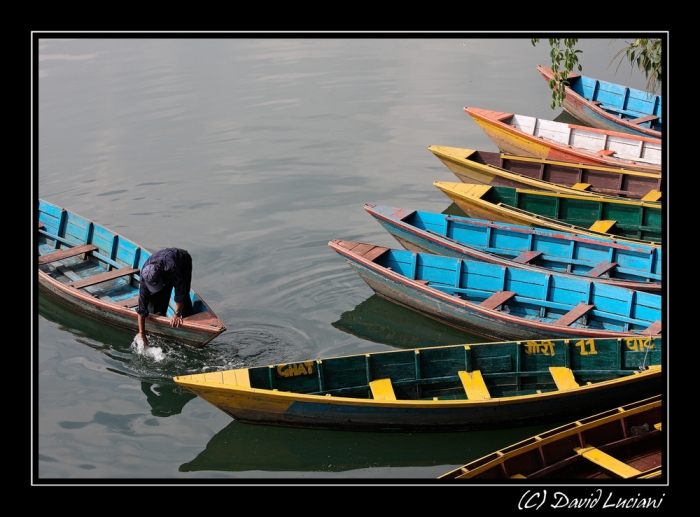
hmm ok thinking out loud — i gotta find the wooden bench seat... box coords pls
[67,267,139,289]
[458,370,491,400]
[574,446,642,478]
[629,114,659,126]
[645,320,662,335]
[369,378,397,401]
[38,244,98,265]
[480,290,516,310]
[641,190,662,202]
[589,220,616,233]
[554,303,594,327]
[512,251,543,264]
[584,260,618,278]
[549,366,580,391]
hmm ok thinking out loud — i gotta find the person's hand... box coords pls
[170,314,183,328]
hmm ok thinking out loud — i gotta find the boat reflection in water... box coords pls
[332,294,485,350]
[38,291,197,417]
[180,417,556,474]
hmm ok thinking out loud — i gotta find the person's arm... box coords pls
[170,302,184,328]
[136,283,150,347]
[137,314,149,347]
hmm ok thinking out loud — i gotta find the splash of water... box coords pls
[131,334,166,362]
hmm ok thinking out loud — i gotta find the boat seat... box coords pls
[480,290,515,310]
[114,295,140,308]
[38,244,98,265]
[458,370,491,400]
[574,446,642,478]
[512,250,542,264]
[369,378,397,401]
[629,114,659,125]
[641,190,662,202]
[645,320,662,335]
[554,303,594,327]
[571,182,592,191]
[590,100,603,106]
[584,261,618,278]
[549,366,580,391]
[67,267,139,289]
[589,220,616,233]
[596,149,615,157]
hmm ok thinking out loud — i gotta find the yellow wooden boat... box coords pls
[428,145,662,201]
[439,394,662,480]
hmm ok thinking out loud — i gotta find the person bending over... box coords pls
[137,247,193,347]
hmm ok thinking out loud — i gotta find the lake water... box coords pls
[34,36,662,484]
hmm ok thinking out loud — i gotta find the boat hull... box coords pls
[180,373,661,432]
[329,240,661,341]
[537,65,662,139]
[465,107,661,174]
[439,394,663,477]
[37,199,226,348]
[428,145,662,201]
[365,204,662,292]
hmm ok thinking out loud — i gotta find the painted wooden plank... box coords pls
[585,261,618,278]
[549,366,580,391]
[363,246,390,262]
[645,320,662,335]
[67,267,139,289]
[458,370,491,400]
[553,303,595,327]
[38,244,98,265]
[575,446,642,478]
[589,220,617,233]
[629,114,659,125]
[596,149,615,157]
[114,295,140,308]
[512,250,543,264]
[369,378,397,401]
[571,182,592,191]
[480,290,516,310]
[641,190,662,202]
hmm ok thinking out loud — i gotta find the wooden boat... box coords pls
[328,239,661,341]
[537,65,662,139]
[173,337,662,432]
[37,199,226,348]
[433,182,662,246]
[428,145,662,201]
[439,394,662,479]
[365,204,662,293]
[464,106,661,174]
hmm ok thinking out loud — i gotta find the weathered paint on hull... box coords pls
[338,253,655,341]
[179,371,662,432]
[537,65,661,139]
[433,182,662,247]
[371,214,662,293]
[428,145,662,200]
[466,108,661,174]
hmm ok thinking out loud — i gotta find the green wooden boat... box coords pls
[174,336,662,433]
[433,182,662,245]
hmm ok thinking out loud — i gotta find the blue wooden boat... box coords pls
[329,239,661,341]
[173,337,662,432]
[365,204,662,293]
[537,65,662,139]
[38,199,226,348]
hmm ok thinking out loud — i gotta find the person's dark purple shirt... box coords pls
[137,248,190,317]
